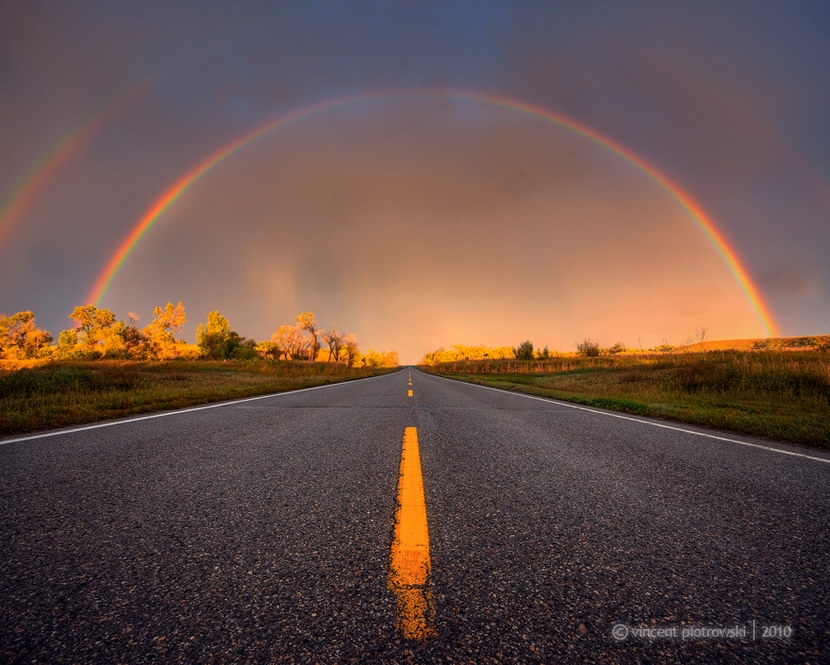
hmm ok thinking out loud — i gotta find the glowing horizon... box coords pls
[86,88,778,338]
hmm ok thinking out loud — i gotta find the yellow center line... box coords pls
[407,389,413,397]
[389,426,436,639]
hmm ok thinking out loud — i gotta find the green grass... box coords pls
[0,360,396,437]
[422,350,830,448]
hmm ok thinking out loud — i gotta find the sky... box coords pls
[1,1,828,364]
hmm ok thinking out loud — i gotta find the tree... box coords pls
[271,324,305,360]
[576,338,601,357]
[343,334,360,368]
[229,336,258,360]
[268,313,322,361]
[123,312,149,359]
[360,349,400,368]
[71,305,114,340]
[0,311,52,359]
[419,345,515,365]
[295,312,320,361]
[321,328,346,362]
[69,305,125,356]
[196,311,233,359]
[514,340,534,360]
[143,302,186,359]
[57,329,78,350]
[256,340,282,359]
[266,313,357,363]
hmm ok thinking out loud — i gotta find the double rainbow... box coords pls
[0,82,150,249]
[86,89,778,337]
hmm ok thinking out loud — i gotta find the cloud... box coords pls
[93,102,767,361]
[3,1,828,356]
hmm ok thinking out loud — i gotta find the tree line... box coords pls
[419,339,631,364]
[0,305,398,367]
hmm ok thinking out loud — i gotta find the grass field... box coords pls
[0,360,395,437]
[421,350,830,448]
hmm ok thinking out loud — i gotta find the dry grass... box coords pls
[678,335,830,352]
[422,350,830,448]
[0,359,395,437]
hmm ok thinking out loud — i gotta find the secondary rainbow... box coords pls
[88,89,778,337]
[0,82,150,250]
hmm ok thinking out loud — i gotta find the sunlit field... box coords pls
[0,360,395,437]
[422,347,830,448]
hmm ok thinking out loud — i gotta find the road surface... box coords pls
[2,369,828,663]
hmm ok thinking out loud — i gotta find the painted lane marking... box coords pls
[389,426,436,639]
[0,371,402,446]
[408,389,414,397]
[427,373,830,465]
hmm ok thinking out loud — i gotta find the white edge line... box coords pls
[420,370,830,465]
[0,371,399,446]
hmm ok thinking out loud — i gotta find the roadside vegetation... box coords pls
[420,338,830,448]
[0,305,398,367]
[0,304,401,436]
[0,359,395,437]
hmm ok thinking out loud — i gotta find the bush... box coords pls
[231,339,259,360]
[576,338,600,357]
[513,340,534,360]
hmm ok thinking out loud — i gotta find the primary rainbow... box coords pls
[88,89,778,337]
[0,82,150,250]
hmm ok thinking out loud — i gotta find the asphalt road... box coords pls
[1,368,828,664]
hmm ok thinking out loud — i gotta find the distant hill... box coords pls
[678,335,830,352]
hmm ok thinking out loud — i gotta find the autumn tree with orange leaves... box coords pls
[143,302,186,359]
[0,311,52,359]
[0,304,399,367]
